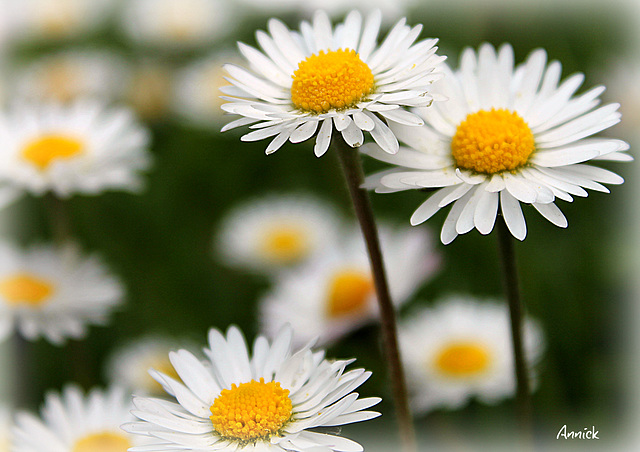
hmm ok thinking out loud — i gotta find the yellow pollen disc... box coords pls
[260,226,310,264]
[21,134,85,170]
[0,273,54,307]
[326,269,374,318]
[434,342,491,377]
[72,431,132,452]
[210,378,293,442]
[291,49,374,113]
[451,109,535,174]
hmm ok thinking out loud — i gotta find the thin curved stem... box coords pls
[333,137,417,452]
[496,216,534,448]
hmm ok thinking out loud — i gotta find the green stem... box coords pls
[333,137,417,452]
[496,216,534,447]
[12,332,32,408]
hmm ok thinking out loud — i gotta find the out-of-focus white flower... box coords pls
[259,225,440,346]
[11,49,130,104]
[12,385,149,451]
[7,0,115,42]
[0,100,151,208]
[0,405,11,452]
[119,0,233,49]
[105,335,197,395]
[399,296,544,414]
[0,242,124,345]
[125,60,175,121]
[216,194,343,274]
[172,51,241,129]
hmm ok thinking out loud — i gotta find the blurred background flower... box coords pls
[0,0,636,450]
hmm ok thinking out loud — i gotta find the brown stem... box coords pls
[333,137,417,452]
[496,216,534,448]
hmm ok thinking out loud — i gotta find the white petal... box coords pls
[367,112,399,154]
[500,190,527,241]
[290,120,319,143]
[314,119,333,157]
[474,190,499,235]
[532,202,568,228]
[341,121,364,147]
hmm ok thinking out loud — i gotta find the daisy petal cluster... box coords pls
[222,10,444,156]
[363,43,631,243]
[400,296,544,413]
[0,100,151,208]
[12,385,146,452]
[216,194,342,273]
[259,226,439,346]
[0,242,124,345]
[122,325,381,451]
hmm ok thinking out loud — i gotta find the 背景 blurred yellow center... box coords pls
[434,342,491,377]
[210,378,292,442]
[22,134,84,170]
[261,226,310,264]
[451,109,535,174]
[291,49,374,113]
[72,431,132,452]
[326,269,374,318]
[0,273,54,307]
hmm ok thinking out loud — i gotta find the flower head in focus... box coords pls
[364,43,631,243]
[259,225,439,346]
[0,242,124,345]
[399,296,544,414]
[0,100,151,208]
[222,10,444,156]
[122,325,381,451]
[12,385,146,452]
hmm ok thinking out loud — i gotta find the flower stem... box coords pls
[44,192,72,245]
[12,332,32,408]
[496,216,534,447]
[333,137,416,452]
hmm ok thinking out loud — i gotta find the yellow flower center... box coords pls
[260,226,310,264]
[451,109,535,174]
[434,342,491,378]
[72,431,132,452]
[326,269,374,318]
[21,134,85,170]
[291,49,374,113]
[0,273,54,307]
[210,378,292,443]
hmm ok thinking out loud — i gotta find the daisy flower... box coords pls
[11,49,130,104]
[0,242,124,345]
[105,335,197,395]
[0,100,151,208]
[12,385,147,452]
[216,194,342,274]
[399,296,544,414]
[259,225,439,346]
[222,10,444,156]
[119,0,233,49]
[122,325,381,451]
[8,0,115,42]
[363,43,631,243]
[172,51,241,129]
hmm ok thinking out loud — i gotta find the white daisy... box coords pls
[125,59,175,121]
[119,0,233,49]
[0,100,151,208]
[216,194,343,274]
[8,0,115,42]
[105,335,197,396]
[259,225,440,346]
[222,9,444,156]
[0,242,124,345]
[172,51,242,129]
[12,385,147,452]
[122,325,381,451]
[399,295,544,414]
[363,43,631,244]
[11,49,130,104]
